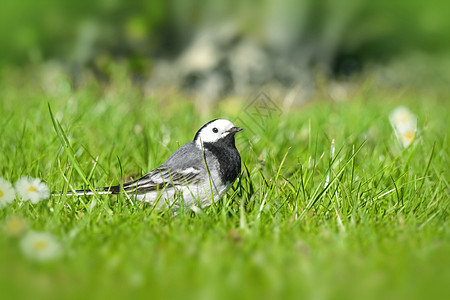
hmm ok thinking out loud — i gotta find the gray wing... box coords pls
[161,141,206,170]
[120,142,207,194]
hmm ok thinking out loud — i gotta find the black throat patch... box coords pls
[203,135,241,183]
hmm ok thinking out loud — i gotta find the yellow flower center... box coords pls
[0,189,3,197]
[34,240,49,250]
[403,132,415,141]
[28,185,36,193]
[5,217,26,236]
[10,220,21,230]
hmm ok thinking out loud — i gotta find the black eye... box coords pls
[212,127,218,133]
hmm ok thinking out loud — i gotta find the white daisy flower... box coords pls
[20,231,62,262]
[0,178,15,208]
[389,106,417,148]
[15,177,50,204]
[3,216,27,237]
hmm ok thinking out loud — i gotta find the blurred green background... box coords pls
[1,0,449,102]
[2,0,450,62]
[1,1,450,299]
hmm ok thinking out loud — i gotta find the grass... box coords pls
[0,69,449,300]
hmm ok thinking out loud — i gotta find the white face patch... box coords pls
[195,119,235,146]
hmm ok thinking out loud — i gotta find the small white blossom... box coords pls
[330,139,335,160]
[3,216,27,237]
[20,231,62,262]
[0,178,15,208]
[389,106,417,148]
[15,177,50,204]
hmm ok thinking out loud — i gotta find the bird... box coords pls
[63,119,243,208]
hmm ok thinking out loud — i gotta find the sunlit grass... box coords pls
[0,73,449,299]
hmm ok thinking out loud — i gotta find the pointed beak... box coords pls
[229,126,244,134]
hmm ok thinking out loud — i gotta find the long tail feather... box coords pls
[53,185,121,196]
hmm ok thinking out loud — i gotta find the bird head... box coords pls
[194,119,243,146]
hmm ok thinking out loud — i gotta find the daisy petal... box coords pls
[0,178,15,209]
[20,231,62,262]
[389,106,418,148]
[15,177,50,204]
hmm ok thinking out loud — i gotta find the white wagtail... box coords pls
[64,119,243,208]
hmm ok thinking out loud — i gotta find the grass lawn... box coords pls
[0,69,449,299]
